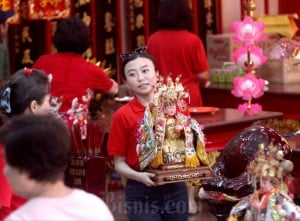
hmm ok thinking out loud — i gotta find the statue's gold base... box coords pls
[147,166,212,185]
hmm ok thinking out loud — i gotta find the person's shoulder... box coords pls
[71,189,112,211]
[111,98,143,122]
[71,189,114,220]
[34,53,53,62]
[4,200,36,221]
[113,102,132,116]
[71,189,104,202]
[182,30,200,38]
[81,59,106,73]
[34,53,60,66]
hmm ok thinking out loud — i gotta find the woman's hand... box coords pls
[136,172,156,187]
[114,156,156,187]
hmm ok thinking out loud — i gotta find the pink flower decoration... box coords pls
[232,16,266,44]
[237,103,262,115]
[233,46,267,70]
[231,73,265,100]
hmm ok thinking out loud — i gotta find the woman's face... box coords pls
[124,57,158,99]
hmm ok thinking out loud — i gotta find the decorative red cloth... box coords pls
[147,30,209,106]
[107,97,145,171]
[26,0,71,20]
[33,52,113,112]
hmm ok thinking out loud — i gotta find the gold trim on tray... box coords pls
[147,166,212,185]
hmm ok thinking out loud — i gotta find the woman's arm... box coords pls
[114,156,156,187]
[107,79,119,95]
[197,70,210,87]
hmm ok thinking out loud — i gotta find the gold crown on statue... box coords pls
[247,142,293,186]
[153,76,189,107]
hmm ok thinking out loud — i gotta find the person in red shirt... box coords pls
[0,68,51,220]
[147,0,209,108]
[147,0,209,213]
[107,47,188,221]
[33,17,118,113]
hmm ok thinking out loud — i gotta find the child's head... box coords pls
[0,67,50,120]
[0,114,71,198]
[121,46,158,97]
[53,17,91,54]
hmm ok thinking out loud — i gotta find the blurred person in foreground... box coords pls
[0,114,114,221]
[0,68,51,220]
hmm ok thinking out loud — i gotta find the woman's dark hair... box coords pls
[121,46,157,80]
[157,0,194,31]
[0,68,50,120]
[0,114,71,182]
[53,17,91,54]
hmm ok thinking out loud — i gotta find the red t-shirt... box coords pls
[0,147,11,208]
[107,97,145,171]
[33,53,113,112]
[0,147,26,221]
[147,30,209,106]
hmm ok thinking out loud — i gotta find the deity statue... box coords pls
[137,76,209,171]
[227,143,300,221]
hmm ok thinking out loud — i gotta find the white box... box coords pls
[206,33,282,69]
[256,58,300,84]
[206,33,241,69]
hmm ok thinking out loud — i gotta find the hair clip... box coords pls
[23,67,32,76]
[120,46,147,60]
[0,86,12,114]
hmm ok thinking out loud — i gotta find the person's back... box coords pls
[34,52,113,112]
[147,0,209,107]
[0,114,114,221]
[148,30,207,84]
[6,189,113,221]
[33,17,118,112]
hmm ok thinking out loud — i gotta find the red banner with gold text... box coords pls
[27,0,71,20]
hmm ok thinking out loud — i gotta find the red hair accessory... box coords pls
[23,67,32,76]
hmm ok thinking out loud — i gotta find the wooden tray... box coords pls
[188,106,220,114]
[147,166,212,185]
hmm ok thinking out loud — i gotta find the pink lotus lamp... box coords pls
[231,15,266,115]
[233,46,267,71]
[231,73,264,115]
[232,16,266,45]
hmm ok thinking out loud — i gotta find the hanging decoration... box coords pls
[230,5,267,115]
[0,0,13,11]
[0,0,18,24]
[26,0,71,20]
